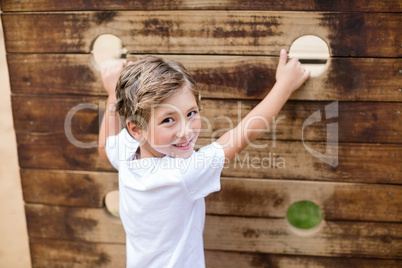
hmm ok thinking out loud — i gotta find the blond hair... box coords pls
[115,56,200,129]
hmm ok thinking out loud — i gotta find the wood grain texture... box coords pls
[204,215,402,259]
[21,169,402,223]
[207,178,402,222]
[2,12,401,57]
[25,204,402,259]
[7,54,402,101]
[21,169,117,207]
[1,0,401,12]
[205,250,402,268]
[3,2,402,265]
[30,238,126,268]
[12,94,402,143]
[26,204,125,243]
[15,133,401,184]
[28,238,402,268]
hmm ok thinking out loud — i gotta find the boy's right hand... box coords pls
[100,60,127,96]
[275,49,310,95]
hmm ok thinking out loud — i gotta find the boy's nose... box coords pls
[176,120,192,139]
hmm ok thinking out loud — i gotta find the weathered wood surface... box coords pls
[28,238,402,268]
[2,12,400,57]
[3,2,402,265]
[25,204,125,243]
[1,0,401,12]
[12,94,402,143]
[21,169,402,223]
[207,178,402,222]
[25,204,402,259]
[21,169,117,208]
[30,238,126,268]
[205,250,402,268]
[7,54,402,101]
[204,215,402,259]
[15,133,401,184]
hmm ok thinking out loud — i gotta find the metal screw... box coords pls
[389,174,394,178]
[399,88,402,92]
[29,121,34,125]
[386,211,390,215]
[400,70,402,74]
[398,111,401,114]
[20,40,24,44]
[394,132,398,136]
[391,153,395,157]
[24,59,28,63]
[388,192,392,196]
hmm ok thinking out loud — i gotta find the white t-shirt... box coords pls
[106,129,225,268]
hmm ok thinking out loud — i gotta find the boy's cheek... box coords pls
[191,118,202,132]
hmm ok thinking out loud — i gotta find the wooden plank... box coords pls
[2,11,400,57]
[12,94,101,137]
[25,204,125,243]
[15,132,107,171]
[15,134,401,184]
[7,54,402,101]
[204,215,402,259]
[21,169,118,207]
[1,0,400,12]
[205,250,402,268]
[25,204,402,259]
[21,169,402,222]
[27,237,402,268]
[207,178,402,222]
[28,238,402,268]
[12,94,402,143]
[30,238,126,268]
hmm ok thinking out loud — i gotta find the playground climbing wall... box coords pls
[1,0,401,267]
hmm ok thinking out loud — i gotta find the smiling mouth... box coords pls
[172,139,193,149]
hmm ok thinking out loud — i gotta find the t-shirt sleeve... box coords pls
[106,128,139,171]
[182,142,226,200]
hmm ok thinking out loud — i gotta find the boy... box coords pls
[98,50,309,267]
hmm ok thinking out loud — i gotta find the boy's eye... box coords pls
[162,117,174,124]
[187,111,197,117]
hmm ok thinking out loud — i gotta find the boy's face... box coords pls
[135,86,201,159]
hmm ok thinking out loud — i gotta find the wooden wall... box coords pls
[1,0,401,267]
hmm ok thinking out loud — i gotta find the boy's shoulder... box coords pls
[106,128,139,169]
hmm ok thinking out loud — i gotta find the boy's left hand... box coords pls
[275,49,310,95]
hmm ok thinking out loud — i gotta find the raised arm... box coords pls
[216,49,310,162]
[98,61,125,162]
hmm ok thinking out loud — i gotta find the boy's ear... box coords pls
[126,121,143,142]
